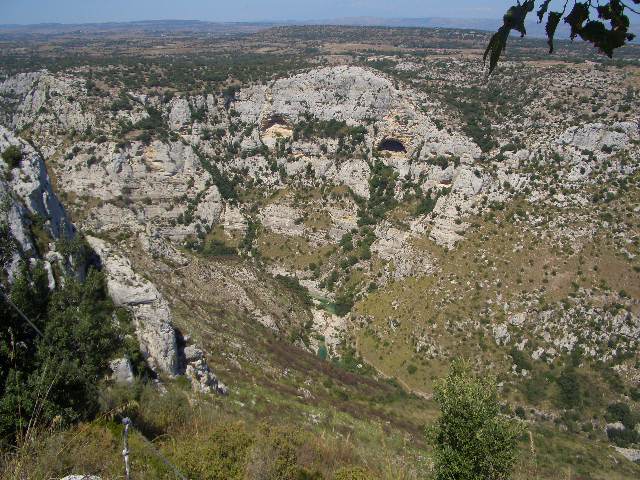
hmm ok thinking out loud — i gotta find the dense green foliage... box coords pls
[241,219,259,254]
[605,402,640,447]
[202,239,238,257]
[486,1,639,73]
[133,106,168,140]
[429,360,523,480]
[293,116,366,143]
[276,274,313,307]
[198,155,238,200]
[334,290,355,317]
[0,262,125,445]
[0,224,15,273]
[358,159,398,226]
[1,145,22,169]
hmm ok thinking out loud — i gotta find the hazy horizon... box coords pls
[3,0,510,25]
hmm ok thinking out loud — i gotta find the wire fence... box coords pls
[2,286,190,479]
[122,417,189,480]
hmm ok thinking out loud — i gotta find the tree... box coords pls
[2,145,23,169]
[428,360,524,480]
[0,264,123,444]
[486,1,639,73]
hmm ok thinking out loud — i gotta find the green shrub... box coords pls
[556,368,584,409]
[202,239,237,257]
[334,291,354,317]
[416,194,437,216]
[2,145,23,169]
[172,422,253,480]
[0,263,123,444]
[605,402,638,430]
[509,347,532,373]
[428,360,523,480]
[276,275,312,307]
[607,426,640,448]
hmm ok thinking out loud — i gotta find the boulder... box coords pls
[109,358,135,384]
[183,345,228,395]
[493,324,511,346]
[615,447,640,463]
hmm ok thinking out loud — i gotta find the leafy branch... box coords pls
[485,0,639,73]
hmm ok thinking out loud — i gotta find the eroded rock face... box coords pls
[86,236,227,393]
[2,62,639,406]
[183,345,228,395]
[260,204,306,237]
[309,309,346,356]
[168,97,191,130]
[327,159,371,199]
[236,65,481,164]
[372,224,436,281]
[557,122,638,153]
[0,126,76,279]
[236,66,396,124]
[86,236,180,376]
[0,71,95,138]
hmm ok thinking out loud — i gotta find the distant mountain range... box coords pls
[0,16,578,40]
[0,20,277,36]
[302,16,573,39]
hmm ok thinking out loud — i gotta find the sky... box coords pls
[1,0,510,25]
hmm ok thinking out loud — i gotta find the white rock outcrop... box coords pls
[183,345,228,395]
[86,236,180,376]
[557,122,638,153]
[169,97,192,130]
[615,447,640,463]
[109,358,135,384]
[0,126,75,279]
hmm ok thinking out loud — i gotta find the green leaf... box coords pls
[503,0,536,36]
[579,20,631,57]
[537,0,552,23]
[483,27,510,74]
[546,11,564,53]
[564,2,590,40]
[484,1,535,74]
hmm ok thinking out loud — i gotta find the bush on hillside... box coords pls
[605,402,638,430]
[607,426,640,448]
[172,423,253,480]
[428,360,523,480]
[2,145,23,169]
[0,261,125,445]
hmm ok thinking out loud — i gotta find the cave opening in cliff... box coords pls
[378,138,406,153]
[262,114,290,130]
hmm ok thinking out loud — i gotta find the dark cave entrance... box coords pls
[262,114,290,130]
[378,138,407,153]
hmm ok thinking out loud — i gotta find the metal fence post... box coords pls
[122,417,131,480]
